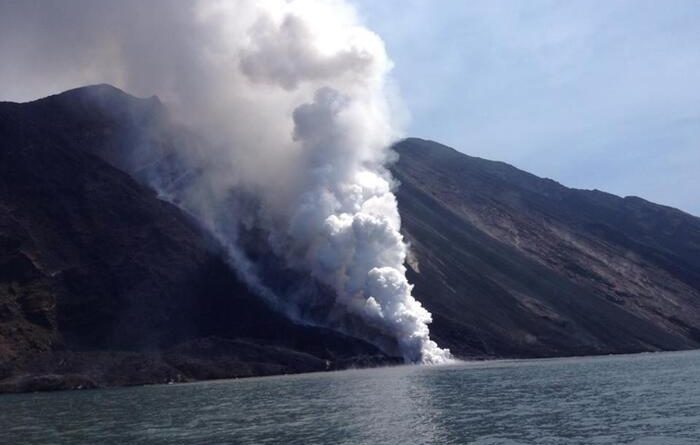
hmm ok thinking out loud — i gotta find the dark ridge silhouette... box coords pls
[1,86,699,391]
[0,86,392,393]
[392,138,700,357]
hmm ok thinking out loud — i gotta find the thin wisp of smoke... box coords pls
[0,0,451,363]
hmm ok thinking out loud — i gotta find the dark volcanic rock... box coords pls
[391,138,700,358]
[2,86,699,392]
[0,85,390,392]
[0,373,99,393]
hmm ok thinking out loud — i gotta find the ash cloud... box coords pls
[240,14,374,90]
[0,0,451,363]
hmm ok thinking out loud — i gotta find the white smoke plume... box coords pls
[0,0,451,363]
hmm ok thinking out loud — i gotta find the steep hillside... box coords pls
[0,86,390,392]
[2,86,699,391]
[392,138,700,357]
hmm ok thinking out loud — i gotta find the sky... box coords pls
[0,0,697,216]
[353,0,700,215]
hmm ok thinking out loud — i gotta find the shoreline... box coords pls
[4,347,699,396]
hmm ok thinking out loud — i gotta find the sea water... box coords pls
[1,350,699,444]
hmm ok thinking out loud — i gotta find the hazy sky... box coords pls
[354,0,700,215]
[1,1,697,215]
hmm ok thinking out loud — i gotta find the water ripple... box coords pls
[1,350,700,444]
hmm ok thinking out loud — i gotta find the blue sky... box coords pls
[354,0,700,215]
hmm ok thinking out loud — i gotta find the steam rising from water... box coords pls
[0,0,450,363]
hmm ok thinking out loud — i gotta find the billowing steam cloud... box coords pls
[0,0,451,363]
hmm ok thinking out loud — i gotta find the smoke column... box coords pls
[0,0,451,363]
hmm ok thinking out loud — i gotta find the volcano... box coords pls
[1,85,699,392]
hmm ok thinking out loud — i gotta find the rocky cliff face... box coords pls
[392,138,700,358]
[1,86,699,391]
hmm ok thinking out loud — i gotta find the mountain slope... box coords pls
[0,86,390,392]
[392,138,700,357]
[1,86,699,391]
